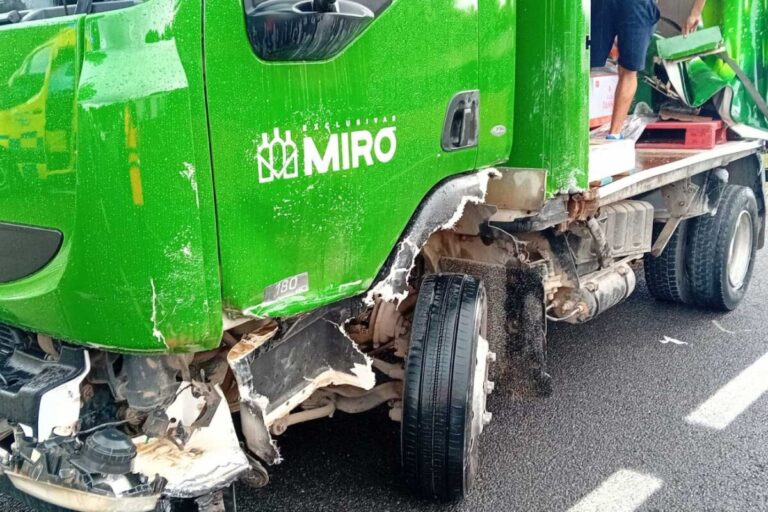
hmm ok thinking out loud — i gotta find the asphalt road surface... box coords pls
[3,256,767,512]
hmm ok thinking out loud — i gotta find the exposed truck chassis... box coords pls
[2,0,768,508]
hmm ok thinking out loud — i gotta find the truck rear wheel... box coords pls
[686,184,758,311]
[644,220,690,304]
[401,274,491,501]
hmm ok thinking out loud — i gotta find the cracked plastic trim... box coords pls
[227,306,375,465]
[132,383,249,499]
[366,168,500,304]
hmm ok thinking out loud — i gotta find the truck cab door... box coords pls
[204,0,480,316]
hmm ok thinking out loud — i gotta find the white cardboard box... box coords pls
[589,138,636,183]
[590,71,618,128]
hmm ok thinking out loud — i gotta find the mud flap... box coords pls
[506,265,551,396]
[228,303,375,464]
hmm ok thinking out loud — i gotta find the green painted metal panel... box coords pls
[654,2,768,129]
[1,0,762,356]
[0,18,81,245]
[706,0,768,129]
[204,0,490,319]
[0,0,223,353]
[656,26,724,61]
[0,0,520,352]
[478,0,517,166]
[507,0,589,196]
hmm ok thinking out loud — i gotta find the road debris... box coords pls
[659,336,688,346]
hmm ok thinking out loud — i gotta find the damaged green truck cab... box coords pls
[2,0,768,510]
[0,0,521,352]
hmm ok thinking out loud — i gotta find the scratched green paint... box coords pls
[0,0,222,352]
[0,0,518,352]
[507,0,590,195]
[203,0,516,320]
[3,0,762,354]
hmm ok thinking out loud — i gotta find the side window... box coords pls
[1,0,138,24]
[243,0,392,61]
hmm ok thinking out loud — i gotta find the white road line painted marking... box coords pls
[567,469,664,512]
[685,351,768,430]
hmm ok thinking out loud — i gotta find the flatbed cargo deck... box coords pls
[599,139,766,205]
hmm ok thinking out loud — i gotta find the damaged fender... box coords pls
[226,169,500,465]
[366,168,500,304]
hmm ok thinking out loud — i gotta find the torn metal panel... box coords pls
[485,168,547,212]
[366,168,500,304]
[228,303,375,464]
[132,384,249,499]
[491,195,569,232]
[728,123,768,141]
[650,22,768,131]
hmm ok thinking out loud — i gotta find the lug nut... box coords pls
[482,412,493,426]
[485,381,495,394]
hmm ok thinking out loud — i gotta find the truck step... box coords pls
[637,121,727,150]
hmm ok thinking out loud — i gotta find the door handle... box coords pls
[442,91,480,151]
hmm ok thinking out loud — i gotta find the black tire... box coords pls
[686,184,759,311]
[644,220,691,304]
[401,274,489,501]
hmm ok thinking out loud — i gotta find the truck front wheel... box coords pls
[401,274,492,501]
[686,184,759,311]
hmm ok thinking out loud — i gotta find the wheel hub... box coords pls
[728,210,753,289]
[466,290,494,487]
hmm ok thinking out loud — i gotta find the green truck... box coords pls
[0,0,766,509]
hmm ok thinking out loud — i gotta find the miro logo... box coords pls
[255,118,398,184]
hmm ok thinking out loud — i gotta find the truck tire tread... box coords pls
[402,273,482,501]
[644,220,689,304]
[686,184,758,311]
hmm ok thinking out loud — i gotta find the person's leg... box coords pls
[610,66,637,135]
[610,0,660,137]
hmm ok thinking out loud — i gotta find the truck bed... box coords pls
[597,139,765,206]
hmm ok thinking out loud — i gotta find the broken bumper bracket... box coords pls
[228,302,375,464]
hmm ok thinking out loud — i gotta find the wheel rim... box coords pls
[727,210,753,289]
[465,289,490,489]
